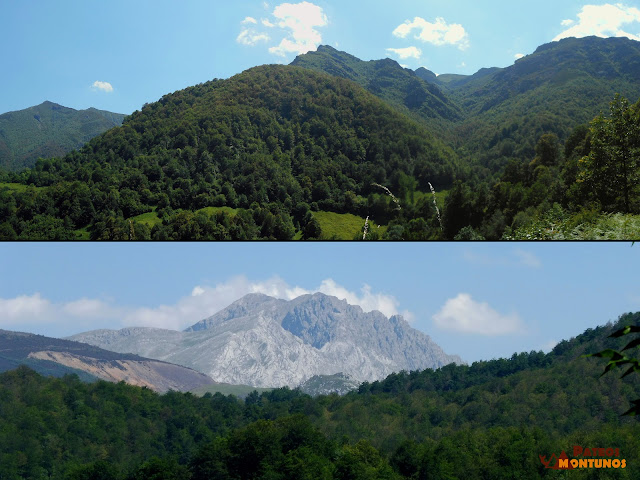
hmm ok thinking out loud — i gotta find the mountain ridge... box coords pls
[0,328,214,393]
[70,292,462,388]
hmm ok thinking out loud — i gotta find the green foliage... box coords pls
[3,315,640,478]
[576,94,640,213]
[4,37,640,239]
[1,65,459,240]
[587,323,640,416]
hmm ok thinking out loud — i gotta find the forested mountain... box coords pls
[70,292,461,388]
[291,45,463,126]
[0,101,124,170]
[0,329,215,393]
[2,313,639,479]
[0,64,458,240]
[443,36,640,171]
[1,36,640,240]
[296,37,640,172]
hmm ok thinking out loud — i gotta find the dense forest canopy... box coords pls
[1,313,639,479]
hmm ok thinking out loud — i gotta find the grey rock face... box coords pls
[70,293,461,388]
[298,373,361,396]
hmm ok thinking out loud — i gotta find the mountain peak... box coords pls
[75,292,461,388]
[0,101,125,171]
[291,44,462,122]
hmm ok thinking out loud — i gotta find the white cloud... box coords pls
[514,53,525,59]
[393,16,470,50]
[554,3,640,41]
[238,2,328,56]
[0,277,412,336]
[0,293,51,323]
[432,293,525,336]
[0,293,117,335]
[62,298,115,318]
[237,28,270,46]
[386,46,422,60]
[92,81,113,93]
[268,1,328,56]
[191,286,205,297]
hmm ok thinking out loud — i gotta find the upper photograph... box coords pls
[2,1,640,240]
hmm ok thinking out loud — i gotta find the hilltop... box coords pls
[0,101,124,170]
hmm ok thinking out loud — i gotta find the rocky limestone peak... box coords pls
[71,292,463,388]
[185,292,285,332]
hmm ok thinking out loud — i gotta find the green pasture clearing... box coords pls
[314,211,387,240]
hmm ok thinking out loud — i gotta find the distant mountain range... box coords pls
[0,101,124,170]
[295,37,640,165]
[0,329,214,393]
[70,292,462,388]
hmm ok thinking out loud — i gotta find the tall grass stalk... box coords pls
[362,216,369,240]
[428,182,443,230]
[372,183,401,210]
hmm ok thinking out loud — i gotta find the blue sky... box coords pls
[1,242,638,364]
[2,1,640,115]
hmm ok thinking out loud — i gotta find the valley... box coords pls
[2,36,640,240]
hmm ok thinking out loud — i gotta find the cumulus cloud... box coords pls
[0,293,52,322]
[554,3,640,41]
[393,16,470,50]
[62,298,116,318]
[515,53,525,59]
[237,28,270,45]
[268,1,328,56]
[0,277,412,336]
[386,46,422,60]
[0,293,117,336]
[237,2,328,56]
[432,293,525,336]
[92,81,113,93]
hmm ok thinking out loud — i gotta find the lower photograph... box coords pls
[0,242,638,479]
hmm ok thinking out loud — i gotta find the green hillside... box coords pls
[447,36,640,169]
[2,36,640,240]
[0,101,125,170]
[0,65,458,240]
[1,314,639,479]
